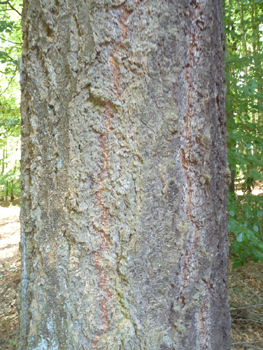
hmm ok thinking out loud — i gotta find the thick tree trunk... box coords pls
[19,0,230,349]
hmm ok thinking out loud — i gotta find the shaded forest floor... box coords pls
[0,206,20,350]
[229,261,263,349]
[0,206,263,349]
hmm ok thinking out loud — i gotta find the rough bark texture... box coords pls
[19,0,230,349]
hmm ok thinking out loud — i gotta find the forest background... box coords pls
[0,0,263,269]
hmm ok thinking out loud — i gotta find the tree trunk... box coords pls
[0,146,5,200]
[10,180,14,201]
[19,0,230,349]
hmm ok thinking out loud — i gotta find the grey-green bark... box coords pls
[19,0,230,349]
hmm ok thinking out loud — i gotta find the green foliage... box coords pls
[228,193,263,268]
[0,0,22,203]
[0,95,20,201]
[0,101,20,137]
[224,0,263,268]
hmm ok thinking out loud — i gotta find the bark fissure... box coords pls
[94,105,112,349]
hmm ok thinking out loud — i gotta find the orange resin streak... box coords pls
[93,3,130,348]
[93,106,112,350]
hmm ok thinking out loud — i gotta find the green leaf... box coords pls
[252,256,259,263]
[232,261,243,269]
[0,20,14,33]
[8,340,16,346]
[236,233,243,242]
[253,225,259,232]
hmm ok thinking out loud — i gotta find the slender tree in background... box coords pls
[19,0,230,349]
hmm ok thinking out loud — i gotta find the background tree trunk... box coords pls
[19,0,230,349]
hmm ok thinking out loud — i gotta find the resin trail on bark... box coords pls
[19,0,230,349]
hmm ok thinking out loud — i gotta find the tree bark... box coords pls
[19,0,230,349]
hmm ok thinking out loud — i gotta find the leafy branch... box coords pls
[0,35,21,45]
[0,67,17,96]
[0,1,21,16]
